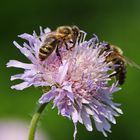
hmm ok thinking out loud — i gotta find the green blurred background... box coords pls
[0,0,140,139]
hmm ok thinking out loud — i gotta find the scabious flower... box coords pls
[7,27,123,139]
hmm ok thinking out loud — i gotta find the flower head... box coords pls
[7,27,123,139]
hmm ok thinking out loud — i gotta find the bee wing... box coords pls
[124,56,140,70]
[38,31,57,43]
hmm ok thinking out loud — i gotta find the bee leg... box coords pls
[64,42,69,50]
[69,41,73,43]
[69,40,76,50]
[109,71,118,77]
[56,45,62,63]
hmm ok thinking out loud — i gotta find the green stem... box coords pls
[28,103,48,140]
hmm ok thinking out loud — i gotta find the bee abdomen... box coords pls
[39,44,54,61]
[117,66,126,85]
[109,57,127,85]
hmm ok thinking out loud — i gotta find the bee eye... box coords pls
[72,26,79,36]
[74,31,78,36]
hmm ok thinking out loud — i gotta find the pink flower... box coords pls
[7,27,123,140]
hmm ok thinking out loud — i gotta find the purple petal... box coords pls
[66,92,74,103]
[11,82,32,90]
[72,108,79,123]
[101,108,116,124]
[39,86,56,104]
[57,97,74,118]
[11,74,23,80]
[39,26,44,36]
[33,31,37,38]
[95,116,111,137]
[18,33,39,48]
[81,108,93,131]
[62,84,74,102]
[7,60,34,69]
[62,83,73,92]
[19,33,34,40]
[53,91,65,108]
[13,41,37,63]
[44,27,51,34]
[59,102,74,118]
[111,105,123,114]
[56,61,69,84]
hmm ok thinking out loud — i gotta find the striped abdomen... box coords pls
[39,43,56,61]
[108,56,126,85]
[114,60,126,85]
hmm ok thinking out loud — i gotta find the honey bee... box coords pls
[39,25,85,61]
[100,43,140,85]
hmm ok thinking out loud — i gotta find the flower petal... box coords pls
[13,41,37,63]
[53,91,65,108]
[39,86,56,104]
[72,108,79,123]
[11,82,32,90]
[7,60,34,69]
[81,108,93,131]
[56,61,69,84]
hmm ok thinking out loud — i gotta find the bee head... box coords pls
[101,42,111,51]
[72,25,80,37]
[56,26,72,36]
